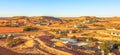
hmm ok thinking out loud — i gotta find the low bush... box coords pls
[23,26,39,32]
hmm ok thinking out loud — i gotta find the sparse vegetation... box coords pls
[23,26,39,32]
[74,24,87,28]
[23,26,33,31]
[99,42,111,52]
[86,37,97,42]
[70,35,77,39]
[1,16,120,55]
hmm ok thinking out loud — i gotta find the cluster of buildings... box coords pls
[0,33,22,39]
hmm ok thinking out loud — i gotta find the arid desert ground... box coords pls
[0,16,120,55]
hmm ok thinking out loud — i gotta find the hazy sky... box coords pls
[0,0,120,17]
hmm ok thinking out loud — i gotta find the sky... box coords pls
[0,0,120,17]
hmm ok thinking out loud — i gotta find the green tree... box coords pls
[23,26,33,31]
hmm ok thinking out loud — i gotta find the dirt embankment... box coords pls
[35,38,72,55]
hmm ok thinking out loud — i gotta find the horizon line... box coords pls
[0,15,120,18]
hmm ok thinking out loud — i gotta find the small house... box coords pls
[83,20,93,24]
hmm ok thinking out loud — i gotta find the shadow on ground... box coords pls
[0,46,41,55]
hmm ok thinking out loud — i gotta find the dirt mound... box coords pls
[16,39,36,49]
[54,41,66,47]
[24,40,35,48]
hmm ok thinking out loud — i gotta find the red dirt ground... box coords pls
[0,27,23,33]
